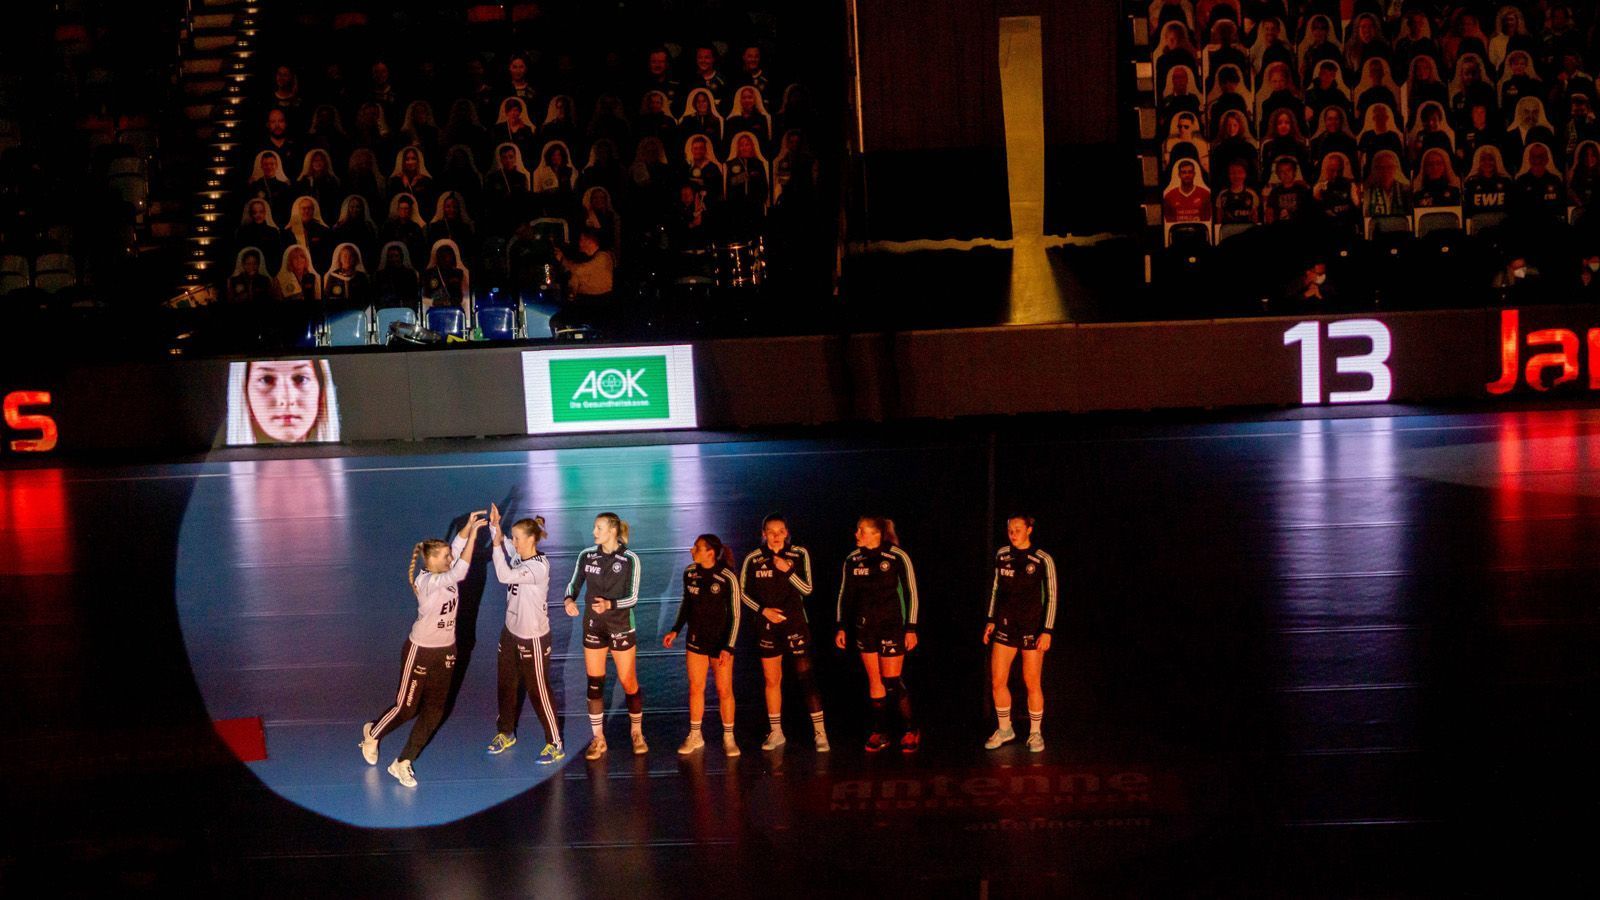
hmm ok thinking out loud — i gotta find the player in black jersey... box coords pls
[563,512,646,759]
[835,516,921,753]
[983,516,1058,753]
[663,534,743,757]
[740,514,830,752]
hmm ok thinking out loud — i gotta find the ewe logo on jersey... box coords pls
[551,355,669,422]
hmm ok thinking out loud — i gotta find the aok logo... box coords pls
[1487,309,1600,394]
[572,368,649,401]
[3,391,57,453]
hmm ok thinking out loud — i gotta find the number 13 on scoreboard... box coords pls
[1283,320,1393,405]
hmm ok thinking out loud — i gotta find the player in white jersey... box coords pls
[485,504,564,765]
[360,511,486,787]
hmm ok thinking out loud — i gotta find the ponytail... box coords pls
[859,515,898,547]
[512,515,547,543]
[697,533,734,568]
[597,511,630,544]
[409,538,449,595]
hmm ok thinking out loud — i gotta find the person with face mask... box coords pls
[1492,254,1542,299]
[1284,261,1337,310]
[1578,253,1600,297]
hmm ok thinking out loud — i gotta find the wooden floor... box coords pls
[3,409,1596,896]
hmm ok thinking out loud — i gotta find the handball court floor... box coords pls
[3,408,1597,896]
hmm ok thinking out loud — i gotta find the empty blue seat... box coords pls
[324,307,372,346]
[375,307,417,343]
[426,306,466,338]
[293,316,319,348]
[520,294,558,338]
[479,305,517,340]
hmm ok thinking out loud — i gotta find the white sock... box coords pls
[1029,709,1043,735]
[589,713,603,738]
[767,713,782,734]
[722,721,734,738]
[810,710,826,735]
[689,719,701,738]
[996,706,1012,733]
[629,712,643,735]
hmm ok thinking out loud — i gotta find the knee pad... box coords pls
[586,675,605,700]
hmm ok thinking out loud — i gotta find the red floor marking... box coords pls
[213,717,267,763]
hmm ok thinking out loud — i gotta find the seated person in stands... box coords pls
[247,150,294,225]
[1401,56,1449,126]
[735,43,771,105]
[1255,62,1303,129]
[1265,156,1314,224]
[1464,146,1514,218]
[1205,65,1250,136]
[486,143,532,210]
[588,94,633,148]
[1209,109,1256,183]
[1283,260,1336,308]
[295,149,343,214]
[344,148,387,216]
[690,44,727,109]
[541,96,580,149]
[1351,58,1399,124]
[399,101,441,160]
[1413,148,1462,208]
[275,245,319,302]
[1566,94,1600,161]
[1297,17,1342,87]
[1498,51,1543,112]
[1503,98,1557,168]
[322,243,371,308]
[422,239,471,312]
[1406,102,1455,170]
[1302,61,1352,131]
[669,183,710,248]
[1513,143,1568,220]
[773,129,819,208]
[439,144,484,207]
[306,105,352,172]
[582,186,620,253]
[1448,55,1498,131]
[1362,150,1411,219]
[556,229,615,300]
[387,147,436,215]
[331,195,379,267]
[372,241,421,309]
[259,109,301,182]
[236,199,283,260]
[641,46,682,110]
[381,193,429,266]
[1569,141,1600,211]
[638,91,679,147]
[684,135,725,202]
[1312,152,1361,233]
[270,65,303,126]
[680,88,725,145]
[1579,252,1600,297]
[444,99,489,158]
[285,196,333,271]
[351,102,395,170]
[427,191,477,262]
[533,141,578,195]
[724,132,771,224]
[494,98,540,162]
[1161,159,1211,223]
[506,53,539,111]
[725,86,774,148]
[228,248,275,304]
[1455,102,1497,171]
[1158,66,1202,132]
[1490,254,1541,298]
[1308,105,1359,171]
[1213,159,1259,224]
[580,139,625,199]
[1356,105,1404,175]
[1258,108,1306,175]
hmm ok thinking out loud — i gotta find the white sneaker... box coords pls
[631,730,649,755]
[677,732,705,755]
[723,736,741,758]
[359,722,378,765]
[1027,732,1045,753]
[387,758,416,788]
[984,728,1017,750]
[585,736,608,760]
[761,730,787,751]
[814,732,831,753]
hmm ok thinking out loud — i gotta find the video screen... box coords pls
[522,345,698,434]
[225,359,343,445]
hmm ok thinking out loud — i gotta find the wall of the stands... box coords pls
[2,306,1595,457]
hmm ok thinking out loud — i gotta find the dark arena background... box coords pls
[2,1,1597,897]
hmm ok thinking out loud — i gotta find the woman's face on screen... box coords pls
[247,360,321,443]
